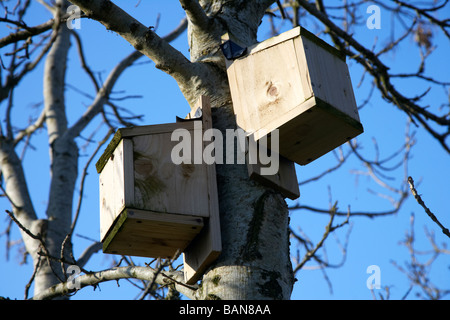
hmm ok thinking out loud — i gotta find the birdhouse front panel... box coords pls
[225,27,363,165]
[131,127,210,217]
[97,121,212,259]
[96,96,221,284]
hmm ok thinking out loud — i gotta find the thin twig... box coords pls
[5,210,40,241]
[407,176,450,239]
[293,203,350,272]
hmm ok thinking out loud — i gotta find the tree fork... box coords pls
[64,0,293,299]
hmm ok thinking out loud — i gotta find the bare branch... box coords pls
[392,0,450,39]
[4,209,65,291]
[0,24,59,106]
[292,203,350,273]
[0,139,37,226]
[295,0,450,154]
[70,30,100,91]
[0,19,54,49]
[76,242,102,269]
[292,204,404,218]
[31,266,198,300]
[66,0,194,84]
[407,176,450,239]
[179,0,211,31]
[43,5,70,145]
[259,0,278,10]
[163,17,188,43]
[13,110,46,146]
[65,17,188,140]
[391,213,450,299]
[298,146,351,186]
[5,210,41,241]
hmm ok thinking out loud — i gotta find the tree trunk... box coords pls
[183,1,295,299]
[50,0,295,299]
[35,0,78,297]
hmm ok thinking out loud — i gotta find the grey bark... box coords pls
[0,139,41,264]
[181,0,295,299]
[4,0,293,299]
[37,0,77,295]
[4,0,448,301]
[64,0,294,299]
[33,266,198,300]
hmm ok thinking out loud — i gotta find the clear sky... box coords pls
[0,1,449,300]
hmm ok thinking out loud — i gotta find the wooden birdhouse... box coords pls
[225,26,363,165]
[96,96,221,284]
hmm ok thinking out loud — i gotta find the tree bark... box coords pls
[0,139,42,273]
[36,0,78,296]
[183,0,294,300]
[65,0,294,299]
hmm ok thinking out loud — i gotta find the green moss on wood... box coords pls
[211,275,221,286]
[205,294,222,300]
[102,209,129,253]
[96,129,123,173]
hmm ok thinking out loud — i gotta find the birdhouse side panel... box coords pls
[99,139,134,241]
[299,36,360,122]
[247,154,300,200]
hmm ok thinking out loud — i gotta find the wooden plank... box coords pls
[132,128,210,218]
[297,27,345,61]
[229,39,306,134]
[120,121,195,138]
[245,27,344,63]
[183,96,222,285]
[103,209,204,258]
[269,97,363,165]
[96,122,195,174]
[246,27,300,55]
[248,154,300,200]
[301,36,359,122]
[225,26,363,166]
[99,97,221,265]
[122,139,135,208]
[292,36,314,105]
[225,39,301,201]
[251,96,317,142]
[99,139,126,241]
[96,130,125,174]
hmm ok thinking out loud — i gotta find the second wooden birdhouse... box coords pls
[96,96,221,284]
[225,27,364,165]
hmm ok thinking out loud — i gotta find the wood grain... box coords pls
[226,26,363,166]
[102,209,204,258]
[98,96,222,284]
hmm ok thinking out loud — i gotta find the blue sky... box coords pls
[0,1,449,300]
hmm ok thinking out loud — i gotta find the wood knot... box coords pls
[268,85,278,96]
[266,81,280,102]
